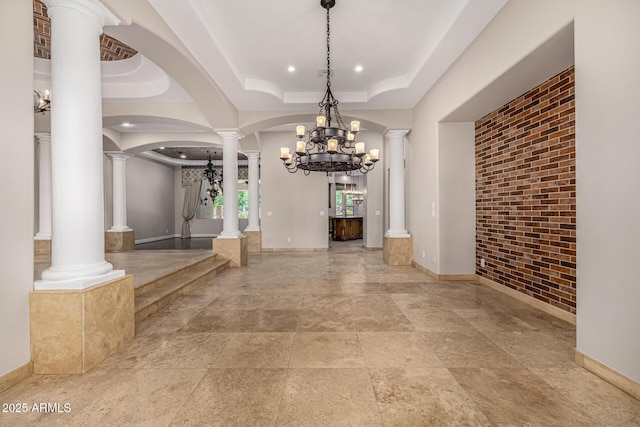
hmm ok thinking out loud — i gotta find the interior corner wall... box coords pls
[409,0,640,385]
[438,122,476,275]
[125,156,176,240]
[0,0,33,377]
[259,132,328,249]
[573,0,640,384]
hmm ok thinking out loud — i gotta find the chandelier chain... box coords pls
[326,6,331,89]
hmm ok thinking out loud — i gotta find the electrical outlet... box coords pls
[480,258,486,267]
[422,250,426,259]
[287,237,292,243]
[431,255,436,263]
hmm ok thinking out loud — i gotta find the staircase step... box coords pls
[134,255,229,323]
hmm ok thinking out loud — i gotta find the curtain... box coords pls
[181,179,202,238]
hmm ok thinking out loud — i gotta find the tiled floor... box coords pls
[5,249,640,426]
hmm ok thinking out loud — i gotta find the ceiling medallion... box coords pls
[279,0,379,176]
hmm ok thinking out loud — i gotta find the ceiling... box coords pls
[33,0,508,163]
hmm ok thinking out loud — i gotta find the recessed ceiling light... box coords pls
[159,147,165,150]
[355,65,363,73]
[121,122,133,127]
[180,154,187,159]
[288,66,295,72]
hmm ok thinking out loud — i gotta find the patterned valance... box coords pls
[182,166,248,187]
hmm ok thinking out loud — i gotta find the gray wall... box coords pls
[124,156,176,241]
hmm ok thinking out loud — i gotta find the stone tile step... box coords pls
[135,254,224,297]
[134,256,230,324]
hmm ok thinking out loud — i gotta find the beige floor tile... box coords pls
[369,367,491,426]
[135,310,197,336]
[170,368,287,426]
[97,333,171,369]
[68,368,207,426]
[358,332,443,368]
[422,331,524,368]
[483,330,576,368]
[392,293,455,310]
[277,368,383,426]
[449,367,594,426]
[296,309,357,332]
[341,282,426,294]
[179,309,299,333]
[207,294,303,311]
[135,332,233,369]
[0,368,129,426]
[289,332,366,368]
[213,332,295,368]
[403,309,477,333]
[532,367,640,425]
[452,308,539,332]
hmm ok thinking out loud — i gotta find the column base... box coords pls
[383,235,413,266]
[244,230,262,252]
[30,274,135,374]
[105,229,135,253]
[34,238,51,256]
[213,235,248,267]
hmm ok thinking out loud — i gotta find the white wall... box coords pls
[363,131,384,249]
[573,0,640,384]
[124,156,176,240]
[410,0,640,384]
[438,122,476,274]
[260,132,328,249]
[0,0,33,377]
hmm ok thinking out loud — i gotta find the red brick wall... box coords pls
[475,67,576,313]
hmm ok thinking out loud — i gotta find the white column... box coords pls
[385,130,411,237]
[218,130,242,238]
[245,152,260,231]
[37,0,123,290]
[106,152,132,232]
[34,133,52,240]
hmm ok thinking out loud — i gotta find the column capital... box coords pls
[215,129,244,140]
[44,0,120,29]
[245,152,260,159]
[385,129,411,140]
[105,151,133,161]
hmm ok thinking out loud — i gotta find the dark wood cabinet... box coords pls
[331,217,363,241]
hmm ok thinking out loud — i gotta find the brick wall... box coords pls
[475,67,576,313]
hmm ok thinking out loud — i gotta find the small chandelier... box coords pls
[202,151,223,203]
[34,90,50,114]
[280,0,379,176]
[344,182,364,205]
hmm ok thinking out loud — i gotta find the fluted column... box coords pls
[385,130,410,237]
[34,133,52,240]
[245,152,260,231]
[107,152,132,232]
[218,130,242,238]
[37,0,123,289]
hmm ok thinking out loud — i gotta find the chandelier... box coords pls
[34,90,50,114]
[279,0,379,175]
[202,151,223,204]
[343,183,364,205]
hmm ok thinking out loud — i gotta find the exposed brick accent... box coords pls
[475,67,576,314]
[33,0,137,61]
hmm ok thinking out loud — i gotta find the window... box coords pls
[196,180,256,219]
[335,189,354,217]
